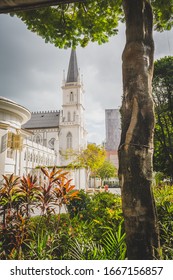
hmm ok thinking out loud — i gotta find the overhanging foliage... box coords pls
[3,0,170,49]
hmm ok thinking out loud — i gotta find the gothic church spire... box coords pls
[66,49,79,83]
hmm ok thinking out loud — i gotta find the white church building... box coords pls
[0,50,87,189]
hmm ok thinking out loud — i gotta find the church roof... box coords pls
[66,49,79,83]
[22,110,60,129]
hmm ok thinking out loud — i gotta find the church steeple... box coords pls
[60,48,87,165]
[66,49,79,83]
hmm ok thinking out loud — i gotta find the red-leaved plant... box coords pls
[0,167,79,259]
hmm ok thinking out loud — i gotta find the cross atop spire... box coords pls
[66,49,79,83]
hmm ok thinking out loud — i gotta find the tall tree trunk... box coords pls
[118,0,160,259]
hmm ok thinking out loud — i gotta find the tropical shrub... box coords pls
[154,185,173,259]
[1,168,172,260]
[91,192,123,235]
[0,167,78,259]
[67,190,123,225]
[24,230,60,260]
[65,191,126,259]
[67,190,92,220]
[66,221,126,260]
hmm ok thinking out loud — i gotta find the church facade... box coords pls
[0,50,87,189]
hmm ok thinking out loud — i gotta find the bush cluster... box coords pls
[154,186,173,259]
[0,167,78,259]
[0,169,173,260]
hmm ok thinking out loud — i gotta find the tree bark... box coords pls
[118,0,160,259]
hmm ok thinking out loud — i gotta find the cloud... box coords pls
[154,30,173,59]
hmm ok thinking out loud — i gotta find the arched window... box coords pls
[27,152,30,161]
[70,91,74,102]
[67,132,72,149]
[73,111,76,121]
[67,111,71,122]
[34,134,42,144]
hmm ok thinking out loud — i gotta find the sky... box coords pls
[0,13,172,144]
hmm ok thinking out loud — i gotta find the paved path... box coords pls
[109,188,121,195]
[87,188,121,195]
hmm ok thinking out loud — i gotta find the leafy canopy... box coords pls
[153,56,173,179]
[69,143,106,174]
[14,0,123,48]
[13,0,173,48]
[97,160,117,181]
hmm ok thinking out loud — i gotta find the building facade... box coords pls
[105,109,121,168]
[0,50,87,189]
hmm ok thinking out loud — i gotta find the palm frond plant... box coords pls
[65,220,126,260]
[66,238,107,260]
[159,221,173,260]
[154,185,173,259]
[24,230,60,260]
[101,221,127,260]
